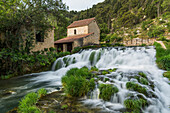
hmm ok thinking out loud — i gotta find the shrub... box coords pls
[99,84,118,101]
[126,82,147,95]
[61,104,68,109]
[89,78,96,91]
[90,66,99,72]
[18,92,40,113]
[62,75,89,97]
[158,55,170,71]
[163,71,170,80]
[65,67,93,79]
[38,88,47,98]
[141,20,153,30]
[147,25,165,38]
[124,99,147,112]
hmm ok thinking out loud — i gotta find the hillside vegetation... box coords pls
[62,0,170,42]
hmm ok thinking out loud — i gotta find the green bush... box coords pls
[90,66,99,72]
[124,99,147,112]
[38,88,47,98]
[18,92,40,113]
[163,71,170,80]
[141,20,153,30]
[154,42,170,71]
[65,67,93,79]
[126,82,147,95]
[62,75,89,97]
[62,67,95,97]
[89,78,96,91]
[99,84,118,101]
[147,25,165,38]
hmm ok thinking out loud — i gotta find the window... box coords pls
[36,31,44,42]
[74,29,77,35]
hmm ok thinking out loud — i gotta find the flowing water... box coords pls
[0,46,170,113]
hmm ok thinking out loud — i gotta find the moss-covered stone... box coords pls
[126,82,147,96]
[163,71,170,80]
[89,52,96,65]
[138,72,147,79]
[99,84,118,101]
[124,98,147,112]
[102,70,109,75]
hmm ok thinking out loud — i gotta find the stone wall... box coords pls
[88,20,100,44]
[82,20,100,45]
[73,38,83,48]
[67,26,88,36]
[123,38,156,46]
[31,29,54,52]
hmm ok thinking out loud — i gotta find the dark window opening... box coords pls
[74,29,77,35]
[36,32,44,42]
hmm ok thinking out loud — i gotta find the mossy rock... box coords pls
[101,70,109,75]
[108,68,117,72]
[126,82,147,96]
[89,52,96,65]
[99,84,119,101]
[124,98,147,112]
[138,72,147,79]
[163,71,170,80]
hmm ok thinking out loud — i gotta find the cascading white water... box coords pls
[50,46,170,113]
[0,46,170,113]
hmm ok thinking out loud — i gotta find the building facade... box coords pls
[54,18,100,52]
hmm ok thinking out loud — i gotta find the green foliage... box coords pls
[99,84,118,101]
[62,67,95,97]
[72,47,81,53]
[89,52,96,65]
[18,92,40,113]
[102,70,109,75]
[108,68,117,72]
[89,78,96,91]
[38,88,47,98]
[154,42,170,71]
[124,98,147,112]
[138,72,147,79]
[126,82,147,95]
[163,71,170,80]
[90,66,99,72]
[65,67,93,79]
[148,25,165,38]
[104,78,110,82]
[61,104,68,109]
[141,20,153,30]
[0,48,72,79]
[62,73,89,97]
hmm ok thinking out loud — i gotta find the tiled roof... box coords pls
[54,32,94,44]
[67,18,95,28]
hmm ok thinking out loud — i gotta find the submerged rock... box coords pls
[36,91,100,113]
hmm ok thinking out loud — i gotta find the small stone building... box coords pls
[31,29,54,51]
[54,18,100,52]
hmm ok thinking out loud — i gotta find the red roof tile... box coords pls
[54,32,94,44]
[67,18,95,28]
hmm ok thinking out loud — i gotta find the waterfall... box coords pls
[1,46,170,113]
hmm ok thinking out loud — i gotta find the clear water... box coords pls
[0,46,170,113]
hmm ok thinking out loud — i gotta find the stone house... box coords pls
[54,18,100,52]
[31,29,54,52]
[0,28,54,52]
